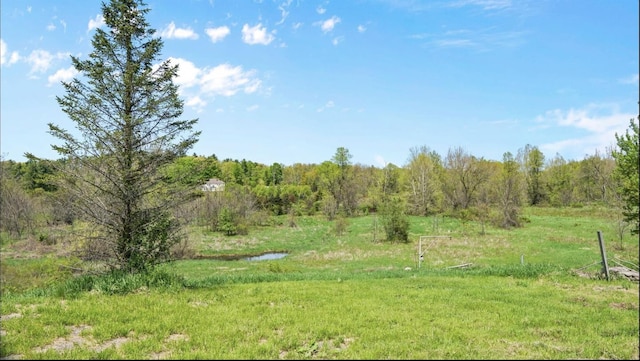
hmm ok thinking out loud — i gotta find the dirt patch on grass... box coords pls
[2,326,192,360]
[32,325,130,354]
[0,313,22,321]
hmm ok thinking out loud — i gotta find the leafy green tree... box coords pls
[544,154,577,207]
[330,147,357,215]
[36,0,200,272]
[612,116,639,235]
[442,146,491,210]
[576,150,615,204]
[496,152,524,228]
[266,162,284,186]
[405,146,443,216]
[518,144,546,205]
[317,160,341,218]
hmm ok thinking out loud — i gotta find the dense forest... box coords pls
[1,141,635,243]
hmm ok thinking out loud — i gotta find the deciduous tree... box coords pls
[518,144,546,205]
[612,116,639,235]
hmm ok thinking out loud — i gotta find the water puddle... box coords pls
[195,252,288,261]
[244,252,288,261]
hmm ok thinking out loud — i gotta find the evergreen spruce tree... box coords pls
[39,0,200,272]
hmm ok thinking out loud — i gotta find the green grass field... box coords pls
[1,205,638,359]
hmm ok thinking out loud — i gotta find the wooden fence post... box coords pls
[597,230,610,281]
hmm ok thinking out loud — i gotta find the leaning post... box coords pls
[597,230,610,281]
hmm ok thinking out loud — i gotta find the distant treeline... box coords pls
[0,144,622,228]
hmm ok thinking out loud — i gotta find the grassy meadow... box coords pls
[1,205,638,359]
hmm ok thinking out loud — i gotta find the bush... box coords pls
[379,196,409,243]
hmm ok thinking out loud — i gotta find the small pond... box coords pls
[244,252,288,261]
[195,252,288,261]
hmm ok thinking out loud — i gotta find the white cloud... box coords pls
[374,155,387,167]
[537,103,636,158]
[160,22,199,40]
[317,100,335,112]
[168,57,201,89]
[1,39,7,64]
[619,73,639,85]
[247,104,259,112]
[423,28,526,51]
[292,22,303,31]
[161,58,262,111]
[47,23,56,31]
[87,14,105,31]
[201,64,261,96]
[241,23,275,45]
[316,16,341,33]
[316,6,326,14]
[186,95,207,112]
[448,0,513,11]
[276,0,293,25]
[47,66,78,86]
[26,50,54,74]
[332,36,343,46]
[357,25,367,33]
[0,39,20,66]
[205,26,230,43]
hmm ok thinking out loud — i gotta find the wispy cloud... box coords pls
[0,39,20,66]
[26,49,69,75]
[241,23,275,45]
[160,22,199,40]
[47,66,79,87]
[619,73,639,85]
[374,155,387,167]
[415,27,526,51]
[186,95,206,112]
[275,0,293,25]
[316,16,341,33]
[317,100,335,112]
[205,26,230,43]
[87,14,104,32]
[536,103,636,158]
[447,0,513,11]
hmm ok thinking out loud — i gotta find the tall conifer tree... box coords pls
[42,0,200,272]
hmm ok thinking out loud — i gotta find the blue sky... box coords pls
[1,0,638,167]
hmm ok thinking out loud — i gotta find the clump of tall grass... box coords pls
[449,263,566,278]
[7,269,188,300]
[58,269,187,297]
